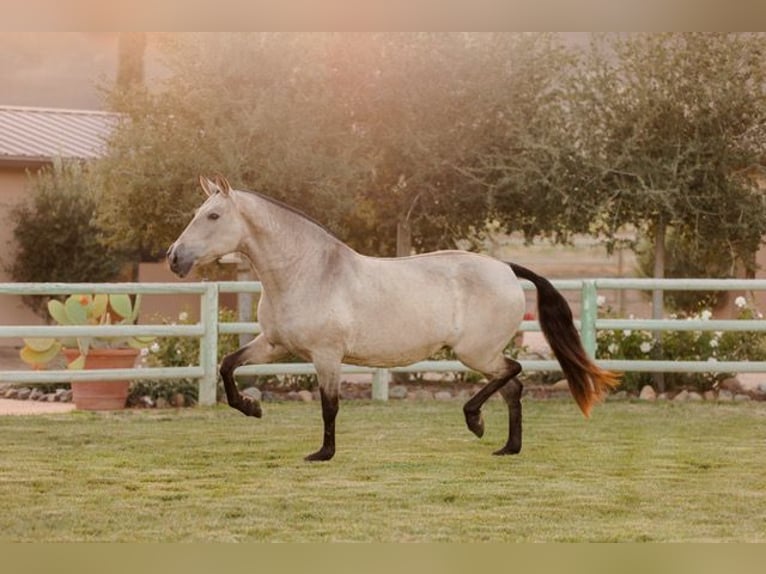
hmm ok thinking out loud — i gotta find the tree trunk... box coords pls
[652,219,666,392]
[393,219,413,384]
[117,32,147,89]
[396,220,412,257]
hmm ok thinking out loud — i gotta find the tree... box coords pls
[116,32,146,90]
[573,33,766,281]
[321,33,496,255]
[465,34,599,245]
[94,33,571,260]
[570,33,766,392]
[6,160,129,316]
[95,33,388,258]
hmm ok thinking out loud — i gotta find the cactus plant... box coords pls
[20,293,154,370]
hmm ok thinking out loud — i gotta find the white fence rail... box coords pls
[1,279,765,404]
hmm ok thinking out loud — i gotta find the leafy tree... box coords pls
[465,33,603,245]
[95,33,379,258]
[573,33,766,279]
[94,33,572,260]
[6,160,129,316]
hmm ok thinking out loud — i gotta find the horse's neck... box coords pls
[237,192,350,293]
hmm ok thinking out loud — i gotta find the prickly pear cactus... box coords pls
[20,293,154,370]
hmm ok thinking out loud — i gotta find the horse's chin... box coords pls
[170,258,195,278]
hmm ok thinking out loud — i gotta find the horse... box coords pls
[167,175,619,461]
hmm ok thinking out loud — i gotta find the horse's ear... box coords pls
[198,175,219,197]
[215,175,233,196]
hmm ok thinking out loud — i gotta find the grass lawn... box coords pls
[0,398,764,542]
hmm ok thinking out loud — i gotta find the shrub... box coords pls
[131,306,318,404]
[596,296,766,393]
[131,308,241,405]
[5,160,130,317]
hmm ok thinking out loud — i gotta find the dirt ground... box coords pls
[0,345,76,414]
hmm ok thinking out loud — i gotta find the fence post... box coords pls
[199,282,219,407]
[371,368,390,401]
[580,280,597,358]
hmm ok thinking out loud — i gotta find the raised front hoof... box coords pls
[492,444,521,456]
[235,396,263,418]
[304,448,335,462]
[464,409,485,438]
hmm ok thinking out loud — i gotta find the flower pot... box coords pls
[62,348,139,410]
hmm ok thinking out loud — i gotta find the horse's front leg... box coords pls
[305,359,341,462]
[219,334,287,417]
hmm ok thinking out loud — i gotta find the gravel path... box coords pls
[0,398,75,415]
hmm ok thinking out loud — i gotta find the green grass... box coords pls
[0,399,764,542]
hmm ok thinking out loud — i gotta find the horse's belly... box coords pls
[342,343,443,369]
[341,318,452,368]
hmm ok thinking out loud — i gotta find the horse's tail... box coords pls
[508,262,620,417]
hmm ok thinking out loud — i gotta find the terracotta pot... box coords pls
[62,348,140,411]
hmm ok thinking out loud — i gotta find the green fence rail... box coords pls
[2,278,765,404]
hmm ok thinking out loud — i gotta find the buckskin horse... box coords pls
[167,176,618,461]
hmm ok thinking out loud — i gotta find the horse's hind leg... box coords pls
[219,335,288,417]
[461,357,522,452]
[495,377,523,455]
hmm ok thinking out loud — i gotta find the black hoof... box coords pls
[464,409,485,438]
[236,396,262,418]
[492,445,521,456]
[304,448,335,462]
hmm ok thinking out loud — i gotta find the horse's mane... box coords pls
[247,190,340,241]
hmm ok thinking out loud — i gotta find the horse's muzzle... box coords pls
[166,243,192,277]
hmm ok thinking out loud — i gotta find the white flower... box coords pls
[639,341,653,354]
[707,357,718,363]
[735,296,747,309]
[597,295,606,307]
[179,311,189,322]
[700,310,712,321]
[622,330,632,337]
[709,339,719,348]
[608,343,618,354]
[140,347,149,357]
[150,342,160,353]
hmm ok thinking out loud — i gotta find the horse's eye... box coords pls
[208,213,220,221]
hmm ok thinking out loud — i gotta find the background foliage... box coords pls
[89,33,766,282]
[6,160,129,316]
[597,299,766,392]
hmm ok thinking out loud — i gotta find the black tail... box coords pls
[508,262,619,416]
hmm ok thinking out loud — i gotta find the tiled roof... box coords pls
[0,105,119,164]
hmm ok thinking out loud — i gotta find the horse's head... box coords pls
[167,175,245,278]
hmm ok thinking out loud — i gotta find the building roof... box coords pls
[0,105,119,166]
